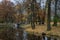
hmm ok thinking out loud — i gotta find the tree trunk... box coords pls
[53,0,58,26]
[31,0,36,29]
[47,0,51,31]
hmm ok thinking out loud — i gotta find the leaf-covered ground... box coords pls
[22,22,60,37]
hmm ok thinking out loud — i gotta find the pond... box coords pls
[0,23,60,40]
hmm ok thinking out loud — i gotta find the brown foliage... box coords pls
[0,0,15,22]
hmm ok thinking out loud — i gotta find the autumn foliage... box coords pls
[0,0,15,23]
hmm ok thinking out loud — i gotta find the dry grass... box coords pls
[22,23,60,36]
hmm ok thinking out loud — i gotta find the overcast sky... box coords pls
[0,0,2,2]
[11,0,23,4]
[0,0,46,8]
[0,0,46,4]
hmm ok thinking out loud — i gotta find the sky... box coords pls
[10,0,23,4]
[0,0,46,8]
[0,0,2,2]
[0,0,46,4]
[0,0,22,5]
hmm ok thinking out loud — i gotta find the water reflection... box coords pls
[13,23,18,29]
[15,32,20,40]
[14,23,59,40]
[23,31,28,40]
[14,23,28,40]
[45,36,47,40]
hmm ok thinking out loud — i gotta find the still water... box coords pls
[14,23,59,40]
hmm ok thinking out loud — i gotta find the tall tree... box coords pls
[53,0,58,26]
[47,0,51,31]
[30,0,36,29]
[15,0,26,24]
[15,4,23,23]
[0,0,15,23]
